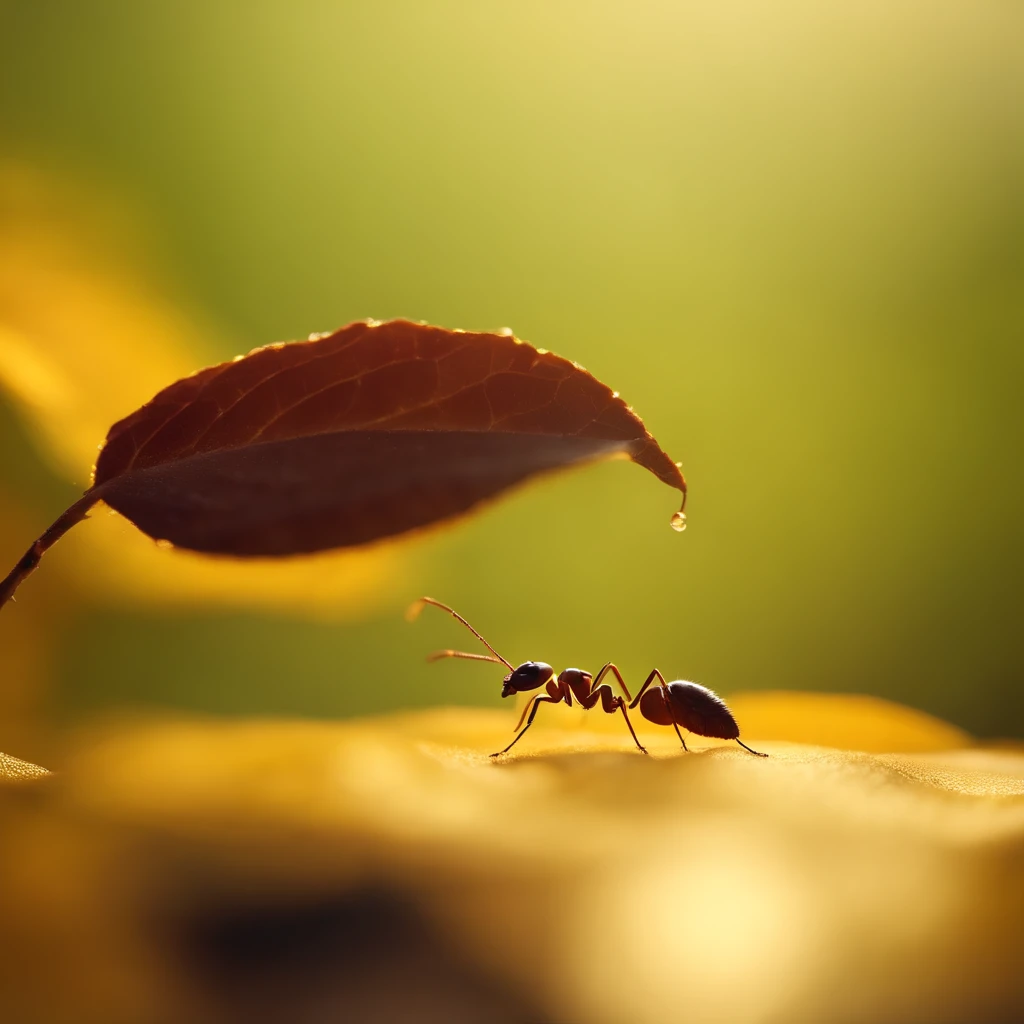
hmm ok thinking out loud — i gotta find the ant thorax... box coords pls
[557,668,594,702]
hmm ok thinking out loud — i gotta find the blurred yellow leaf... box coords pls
[725,689,971,751]
[0,165,411,616]
[0,168,203,477]
[2,698,1022,1023]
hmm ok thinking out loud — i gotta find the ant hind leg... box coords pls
[736,739,769,758]
[671,722,689,752]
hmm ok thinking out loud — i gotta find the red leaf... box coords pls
[0,320,686,605]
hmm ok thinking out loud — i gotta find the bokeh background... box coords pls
[0,0,1021,761]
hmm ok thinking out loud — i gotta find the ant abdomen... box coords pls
[639,680,741,740]
[637,686,675,727]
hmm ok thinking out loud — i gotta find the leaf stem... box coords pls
[0,492,98,610]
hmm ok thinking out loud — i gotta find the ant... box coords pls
[407,598,767,759]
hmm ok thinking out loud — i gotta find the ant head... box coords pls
[501,661,554,698]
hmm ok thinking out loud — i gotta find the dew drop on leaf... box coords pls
[670,511,687,532]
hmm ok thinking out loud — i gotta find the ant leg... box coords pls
[512,698,533,733]
[592,663,633,701]
[513,679,567,731]
[736,739,769,758]
[628,669,670,710]
[512,700,532,733]
[671,722,689,752]
[578,685,648,755]
[493,695,558,757]
[618,703,648,755]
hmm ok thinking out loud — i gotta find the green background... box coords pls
[1,0,1021,736]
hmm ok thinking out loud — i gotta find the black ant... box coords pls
[407,598,767,759]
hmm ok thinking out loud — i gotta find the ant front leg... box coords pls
[494,693,561,758]
[512,678,567,732]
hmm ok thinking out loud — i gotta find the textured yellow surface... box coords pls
[1,698,1022,1023]
[0,749,48,782]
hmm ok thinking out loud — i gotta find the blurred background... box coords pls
[0,0,1021,760]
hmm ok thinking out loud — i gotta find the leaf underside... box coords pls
[96,430,631,555]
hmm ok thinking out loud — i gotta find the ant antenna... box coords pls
[426,649,504,665]
[406,597,514,670]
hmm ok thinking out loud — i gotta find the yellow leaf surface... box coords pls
[725,689,971,751]
[0,750,48,783]
[1,698,1022,1023]
[0,165,409,616]
[0,174,204,477]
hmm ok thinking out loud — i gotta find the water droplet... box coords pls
[670,511,687,532]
